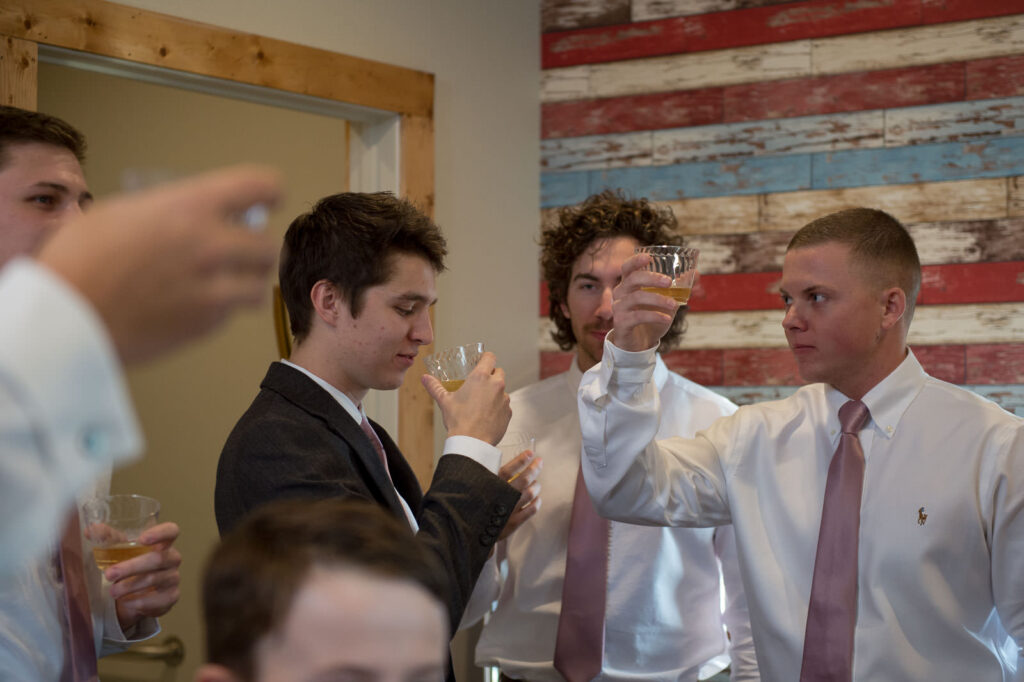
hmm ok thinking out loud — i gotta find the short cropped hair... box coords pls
[280,192,447,341]
[541,190,687,352]
[202,498,447,681]
[0,105,86,169]
[788,207,922,321]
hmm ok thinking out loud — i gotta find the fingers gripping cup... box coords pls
[81,494,160,570]
[424,342,485,391]
[635,245,699,305]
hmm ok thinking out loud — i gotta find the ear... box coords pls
[309,279,345,327]
[879,286,907,330]
[193,663,243,682]
[559,300,571,320]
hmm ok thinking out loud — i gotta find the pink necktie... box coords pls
[360,415,391,477]
[799,399,871,682]
[59,508,98,682]
[553,465,609,682]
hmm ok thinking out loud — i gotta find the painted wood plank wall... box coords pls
[537,0,1024,416]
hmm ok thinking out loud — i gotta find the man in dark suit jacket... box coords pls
[216,192,540,639]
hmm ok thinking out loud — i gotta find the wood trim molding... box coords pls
[0,0,437,486]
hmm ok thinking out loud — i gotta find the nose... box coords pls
[596,286,614,320]
[411,310,433,346]
[782,303,805,332]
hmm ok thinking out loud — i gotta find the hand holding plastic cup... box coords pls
[497,433,537,482]
[423,342,485,391]
[81,494,160,570]
[635,245,699,305]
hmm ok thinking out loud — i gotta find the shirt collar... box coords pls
[824,349,926,441]
[280,359,364,424]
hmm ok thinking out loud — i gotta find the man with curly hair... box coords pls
[461,191,759,681]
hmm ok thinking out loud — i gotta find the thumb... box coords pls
[421,374,448,406]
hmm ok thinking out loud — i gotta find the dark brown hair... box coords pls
[541,190,687,352]
[0,105,86,168]
[788,207,921,320]
[280,192,447,341]
[202,498,447,680]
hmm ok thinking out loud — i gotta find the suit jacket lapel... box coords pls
[260,363,408,519]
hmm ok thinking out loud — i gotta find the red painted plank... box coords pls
[965,343,1024,384]
[543,0,922,69]
[966,55,1024,100]
[723,62,965,122]
[542,88,723,139]
[723,347,803,385]
[920,0,1024,24]
[540,351,574,379]
[542,62,969,138]
[663,349,726,385]
[689,272,785,311]
[918,261,1024,306]
[541,261,1024,316]
[909,344,966,383]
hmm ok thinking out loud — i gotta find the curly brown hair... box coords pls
[540,190,688,352]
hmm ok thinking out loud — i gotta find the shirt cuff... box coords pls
[603,335,658,386]
[442,435,501,474]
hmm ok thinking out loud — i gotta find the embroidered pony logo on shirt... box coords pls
[917,507,928,526]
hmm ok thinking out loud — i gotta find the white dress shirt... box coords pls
[0,259,157,678]
[0,259,143,574]
[579,339,1024,682]
[280,359,502,531]
[465,358,759,681]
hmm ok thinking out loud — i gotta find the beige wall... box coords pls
[39,2,539,680]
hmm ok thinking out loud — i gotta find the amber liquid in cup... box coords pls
[93,542,154,569]
[640,285,692,304]
[441,379,466,392]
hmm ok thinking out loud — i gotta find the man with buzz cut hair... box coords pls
[216,191,539,655]
[196,497,451,682]
[463,190,758,682]
[578,207,1023,681]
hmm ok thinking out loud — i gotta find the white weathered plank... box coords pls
[541,195,761,236]
[542,15,1024,103]
[543,0,630,32]
[1010,177,1024,217]
[653,110,884,164]
[538,302,1024,350]
[632,0,755,21]
[542,131,653,171]
[664,195,761,234]
[587,40,810,99]
[759,178,1013,232]
[811,15,1024,76]
[884,97,1024,147]
[541,64,592,103]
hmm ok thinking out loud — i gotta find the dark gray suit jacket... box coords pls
[215,361,520,634]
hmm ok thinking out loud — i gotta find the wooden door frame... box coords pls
[0,0,437,484]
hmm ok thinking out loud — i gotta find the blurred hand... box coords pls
[37,165,282,364]
[107,522,182,631]
[497,449,542,541]
[610,252,679,352]
[421,352,511,445]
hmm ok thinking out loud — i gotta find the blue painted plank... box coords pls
[812,137,1024,189]
[541,171,590,208]
[587,154,812,201]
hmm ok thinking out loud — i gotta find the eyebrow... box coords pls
[571,273,600,282]
[31,181,94,203]
[394,292,437,305]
